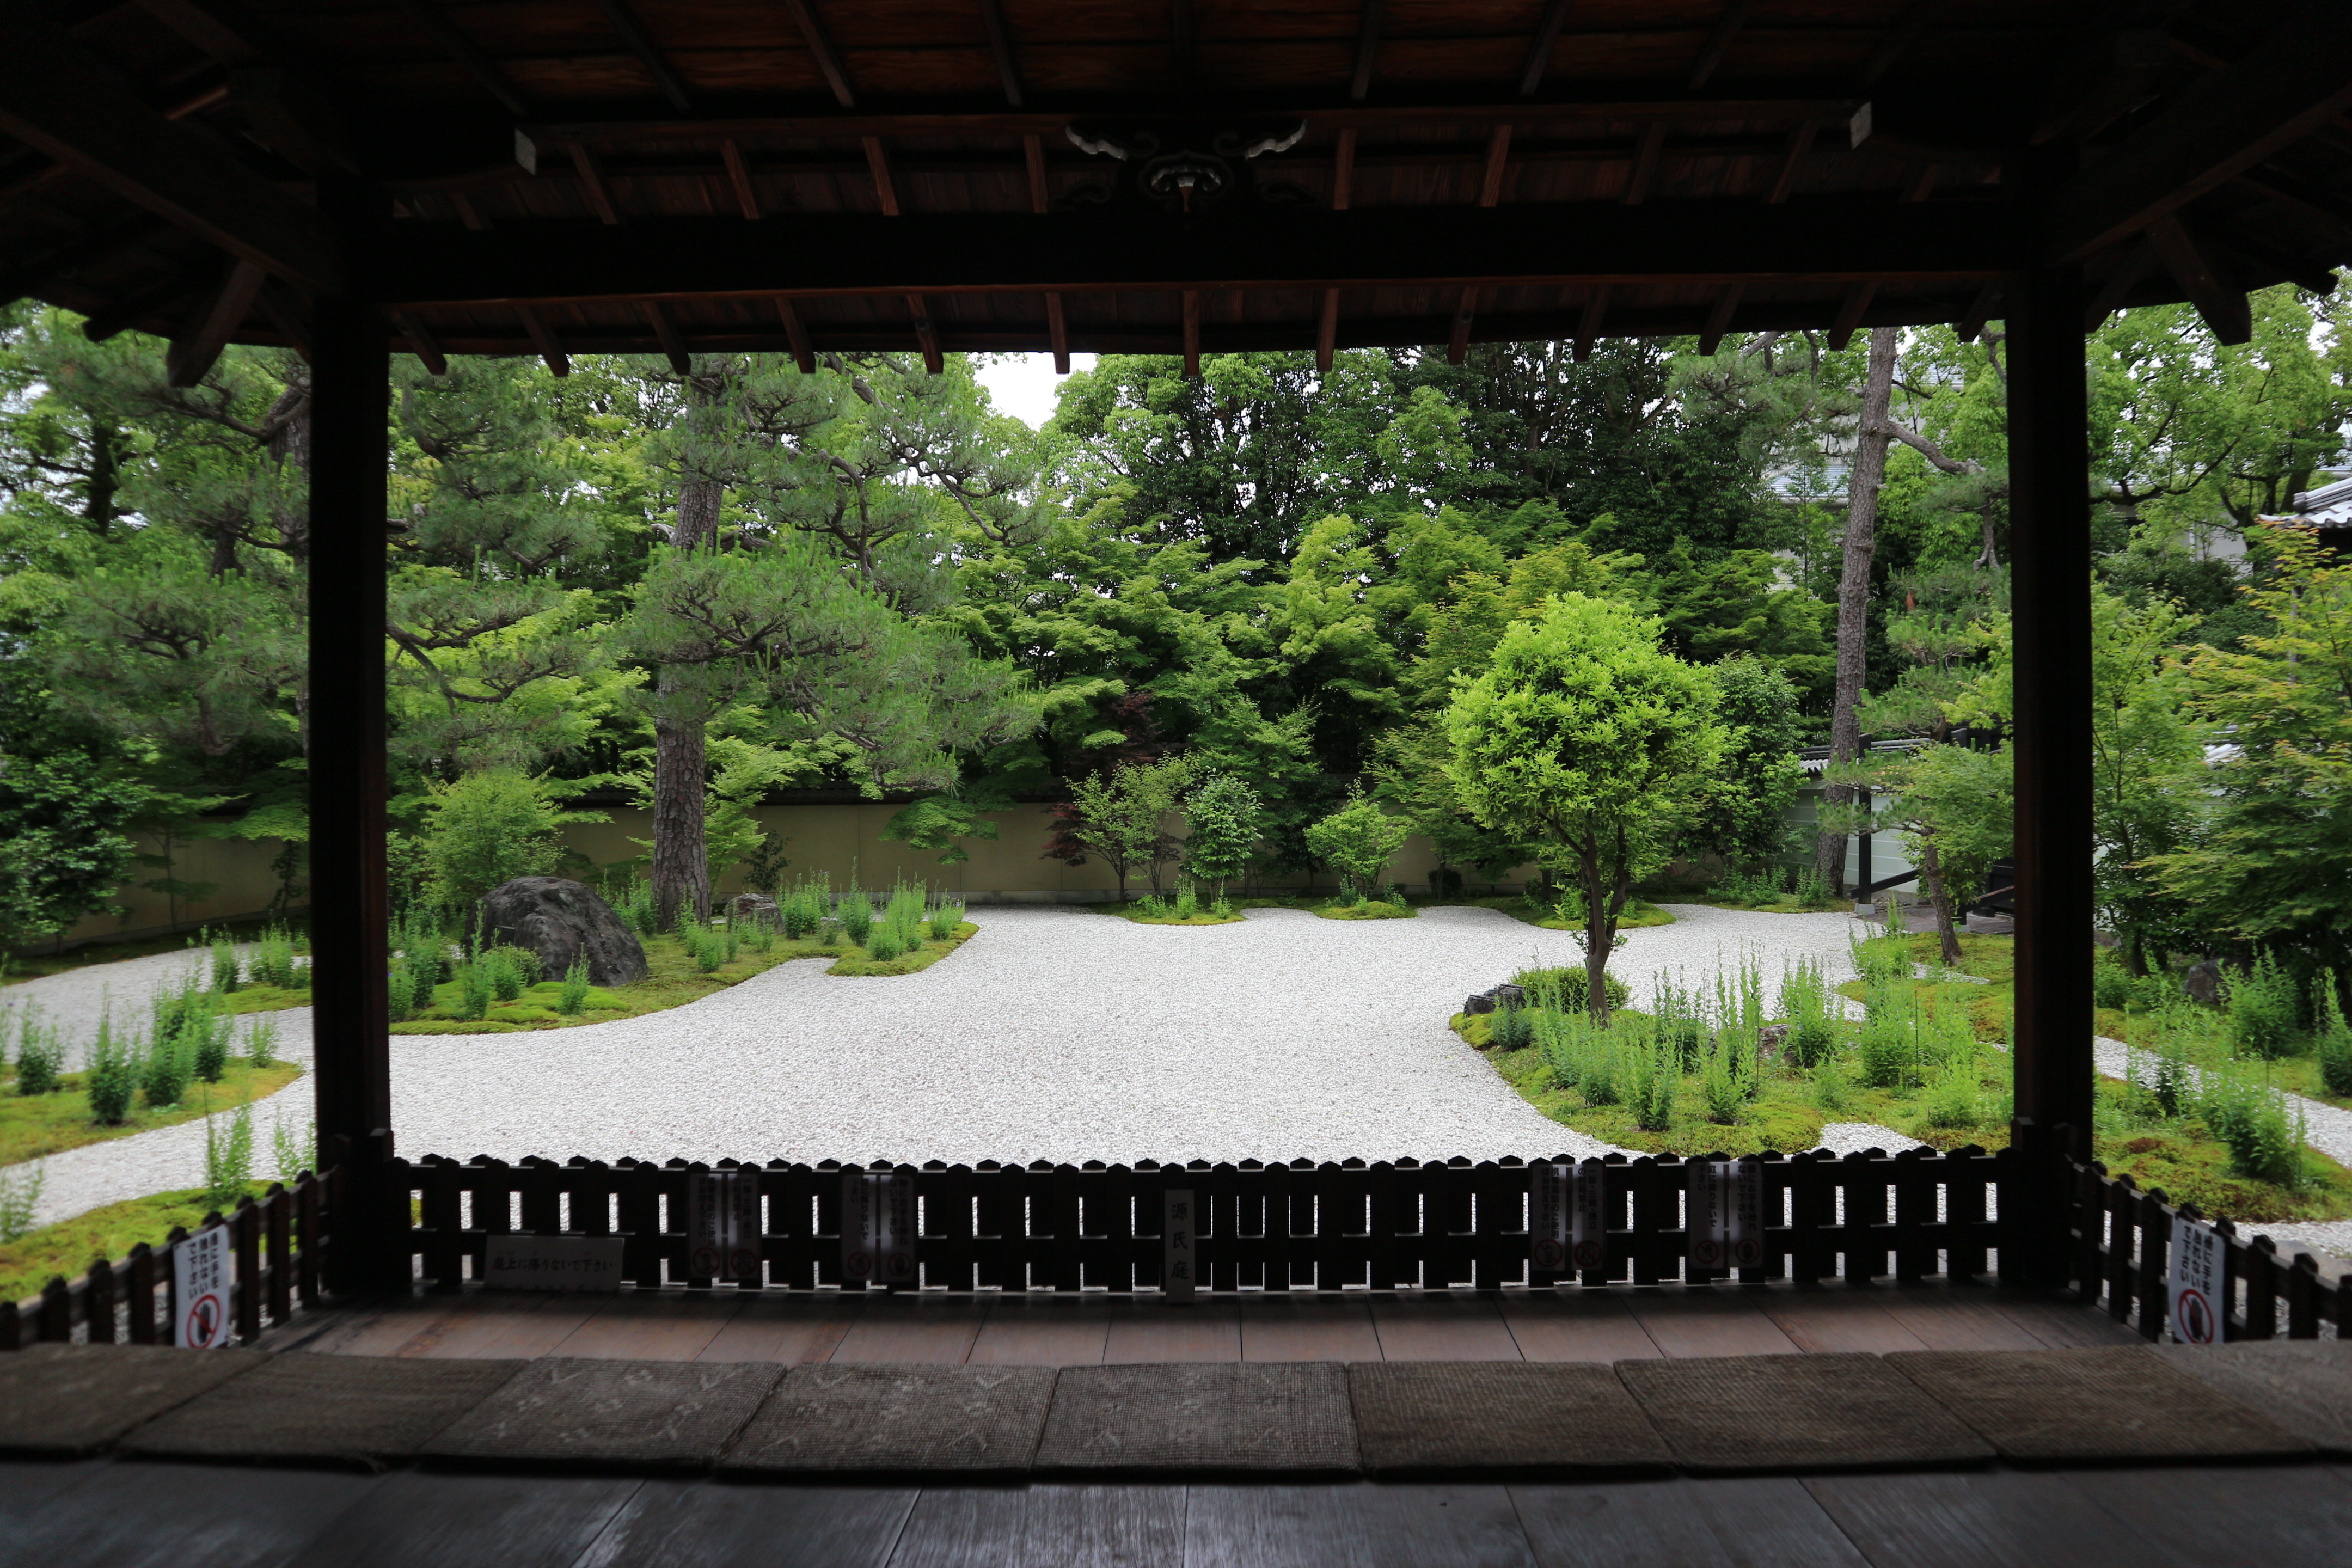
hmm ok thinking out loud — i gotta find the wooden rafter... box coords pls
[515,304,570,375]
[1686,0,1756,92]
[0,9,345,293]
[2084,240,2155,328]
[977,0,1022,108]
[1024,134,1049,214]
[1181,289,1200,378]
[1765,121,1817,204]
[253,273,310,358]
[1045,290,1068,374]
[569,143,621,225]
[165,258,265,386]
[395,0,528,117]
[774,295,813,373]
[1448,285,1477,365]
[1698,286,1740,354]
[2050,12,2352,262]
[864,138,900,216]
[2145,213,2251,344]
[1574,286,1608,361]
[1518,0,1573,97]
[1857,0,1933,90]
[721,140,761,219]
[592,0,692,112]
[642,298,690,371]
[1827,281,1876,349]
[782,0,855,108]
[392,309,447,374]
[1478,126,1512,207]
[1316,286,1338,372]
[906,293,940,372]
[1956,281,1999,344]
[1623,124,1665,205]
[1350,0,1385,102]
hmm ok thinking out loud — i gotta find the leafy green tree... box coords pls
[1179,771,1264,898]
[0,745,147,947]
[421,768,603,916]
[1680,657,1806,873]
[2147,529,2352,976]
[1302,788,1412,897]
[1054,756,1194,901]
[1445,595,1723,1016]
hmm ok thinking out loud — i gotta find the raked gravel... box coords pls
[9,902,1908,1230]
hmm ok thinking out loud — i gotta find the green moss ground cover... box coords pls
[1,915,307,985]
[0,1184,274,1306]
[388,921,981,1034]
[0,1058,301,1166]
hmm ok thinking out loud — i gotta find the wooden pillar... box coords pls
[308,288,397,1293]
[2004,261,2096,1285]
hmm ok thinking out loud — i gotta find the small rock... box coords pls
[1465,992,1493,1016]
[2185,958,2224,1007]
[476,876,650,989]
[1757,1024,1791,1061]
[728,893,779,925]
[1491,983,1528,1010]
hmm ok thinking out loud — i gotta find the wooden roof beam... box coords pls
[2145,213,2250,342]
[1686,0,1756,93]
[773,295,813,372]
[1447,285,1476,364]
[782,0,856,109]
[1518,0,1573,97]
[569,143,621,224]
[1181,289,1200,378]
[1573,285,1608,361]
[2049,11,2352,262]
[1046,290,1068,373]
[372,202,2033,305]
[642,298,689,371]
[395,0,529,117]
[591,0,693,113]
[166,258,265,385]
[0,8,345,293]
[1857,0,1933,91]
[1698,285,1739,354]
[864,138,899,216]
[977,0,1022,108]
[906,292,940,372]
[392,309,447,373]
[721,140,761,218]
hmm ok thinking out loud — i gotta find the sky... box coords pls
[973,352,1096,429]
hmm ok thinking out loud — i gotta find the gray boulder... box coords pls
[727,893,779,926]
[2185,959,2224,1007]
[476,877,649,988]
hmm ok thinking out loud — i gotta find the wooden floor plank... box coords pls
[2060,1466,2352,1567]
[967,1297,1112,1366]
[697,1298,861,1364]
[550,1292,744,1361]
[1751,1288,1932,1356]
[886,1482,1185,1568]
[1369,1294,1524,1362]
[1184,1482,1537,1568]
[571,1478,917,1567]
[1805,1471,2191,1568]
[4,1459,380,1567]
[1498,1292,1662,1363]
[290,1298,466,1358]
[830,1297,989,1364]
[1978,1291,2145,1349]
[370,1293,607,1361]
[1102,1300,1242,1363]
[0,1458,106,1527]
[1240,1296,1385,1362]
[1621,1290,1803,1359]
[1518,1476,1870,1568]
[284,1470,643,1568]
[1867,1288,2057,1352]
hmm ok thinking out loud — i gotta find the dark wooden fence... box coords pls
[2069,1157,2348,1340]
[394,1146,2008,1293]
[1,1168,339,1351]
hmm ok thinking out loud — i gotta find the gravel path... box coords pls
[3,948,320,1061]
[14,903,1886,1229]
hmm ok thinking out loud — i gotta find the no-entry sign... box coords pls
[2170,1215,2225,1344]
[173,1224,232,1349]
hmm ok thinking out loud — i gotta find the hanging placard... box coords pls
[1728,1159,1766,1270]
[1163,1187,1198,1297]
[1687,1161,1728,1272]
[1530,1163,1571,1273]
[841,1170,916,1286]
[2169,1215,2225,1345]
[173,1224,233,1349]
[687,1170,766,1283]
[1572,1159,1609,1272]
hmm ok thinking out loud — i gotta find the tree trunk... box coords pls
[1919,834,1963,967]
[650,477,726,930]
[1579,825,1627,1023]
[1815,325,1900,897]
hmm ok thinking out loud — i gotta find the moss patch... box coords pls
[826,923,979,976]
[1420,895,1675,931]
[0,1184,274,1306]
[0,1059,302,1166]
[1314,899,1416,920]
[2,916,308,985]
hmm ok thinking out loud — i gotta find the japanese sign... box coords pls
[482,1234,625,1292]
[1573,1159,1609,1271]
[841,1171,917,1286]
[173,1224,232,1349]
[1531,1163,1571,1273]
[1163,1187,1197,1297]
[2169,1215,2225,1345]
[1688,1160,1766,1275]
[687,1169,764,1282]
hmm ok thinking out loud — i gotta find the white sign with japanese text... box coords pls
[2170,1215,2225,1344]
[1531,1163,1571,1273]
[688,1169,764,1282]
[1573,1159,1609,1272]
[173,1224,233,1348]
[1163,1187,1198,1297]
[841,1171,917,1286]
[1688,1160,1767,1275]
[482,1234,625,1292]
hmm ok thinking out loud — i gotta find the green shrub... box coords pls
[452,963,492,1020]
[866,928,903,963]
[1812,1057,1851,1113]
[1858,1009,1918,1090]
[2092,961,2130,1012]
[1793,867,1831,908]
[928,901,963,941]
[1920,1059,1983,1129]
[0,1160,41,1244]
[12,1004,63,1096]
[1493,1004,1536,1052]
[250,922,302,989]
[840,885,874,945]
[723,920,740,963]
[747,915,776,955]
[2228,952,2301,1060]
[86,1014,136,1125]
[477,947,533,1002]
[397,911,448,989]
[1513,964,1629,1016]
[2126,971,2171,1015]
[1652,971,1707,1071]
[688,925,725,974]
[558,959,591,1016]
[272,1112,316,1184]
[2200,1067,2305,1186]
[421,767,571,912]
[2316,972,2352,1096]
[1624,1023,1679,1131]
[1302,787,1411,899]
[1700,1034,1749,1124]
[386,962,419,1023]
[202,1101,254,1208]
[142,1031,192,1109]
[1849,930,1912,988]
[1776,958,1840,1070]
[1175,881,1199,920]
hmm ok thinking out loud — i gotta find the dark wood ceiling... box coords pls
[2,0,2348,376]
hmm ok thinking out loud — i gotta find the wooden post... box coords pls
[308,270,398,1294]
[2004,258,2096,1286]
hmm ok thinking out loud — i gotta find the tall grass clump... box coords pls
[1777,958,1839,1069]
[1622,1018,1679,1131]
[0,1160,41,1243]
[558,959,592,1015]
[208,928,242,993]
[1652,970,1707,1070]
[12,1003,64,1097]
[202,1099,254,1206]
[838,881,875,946]
[2228,952,2301,1061]
[1699,1033,1751,1124]
[243,1015,279,1069]
[2315,971,2352,1096]
[928,899,963,941]
[273,1112,317,1184]
[2200,1063,2306,1187]
[780,875,828,939]
[250,922,304,990]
